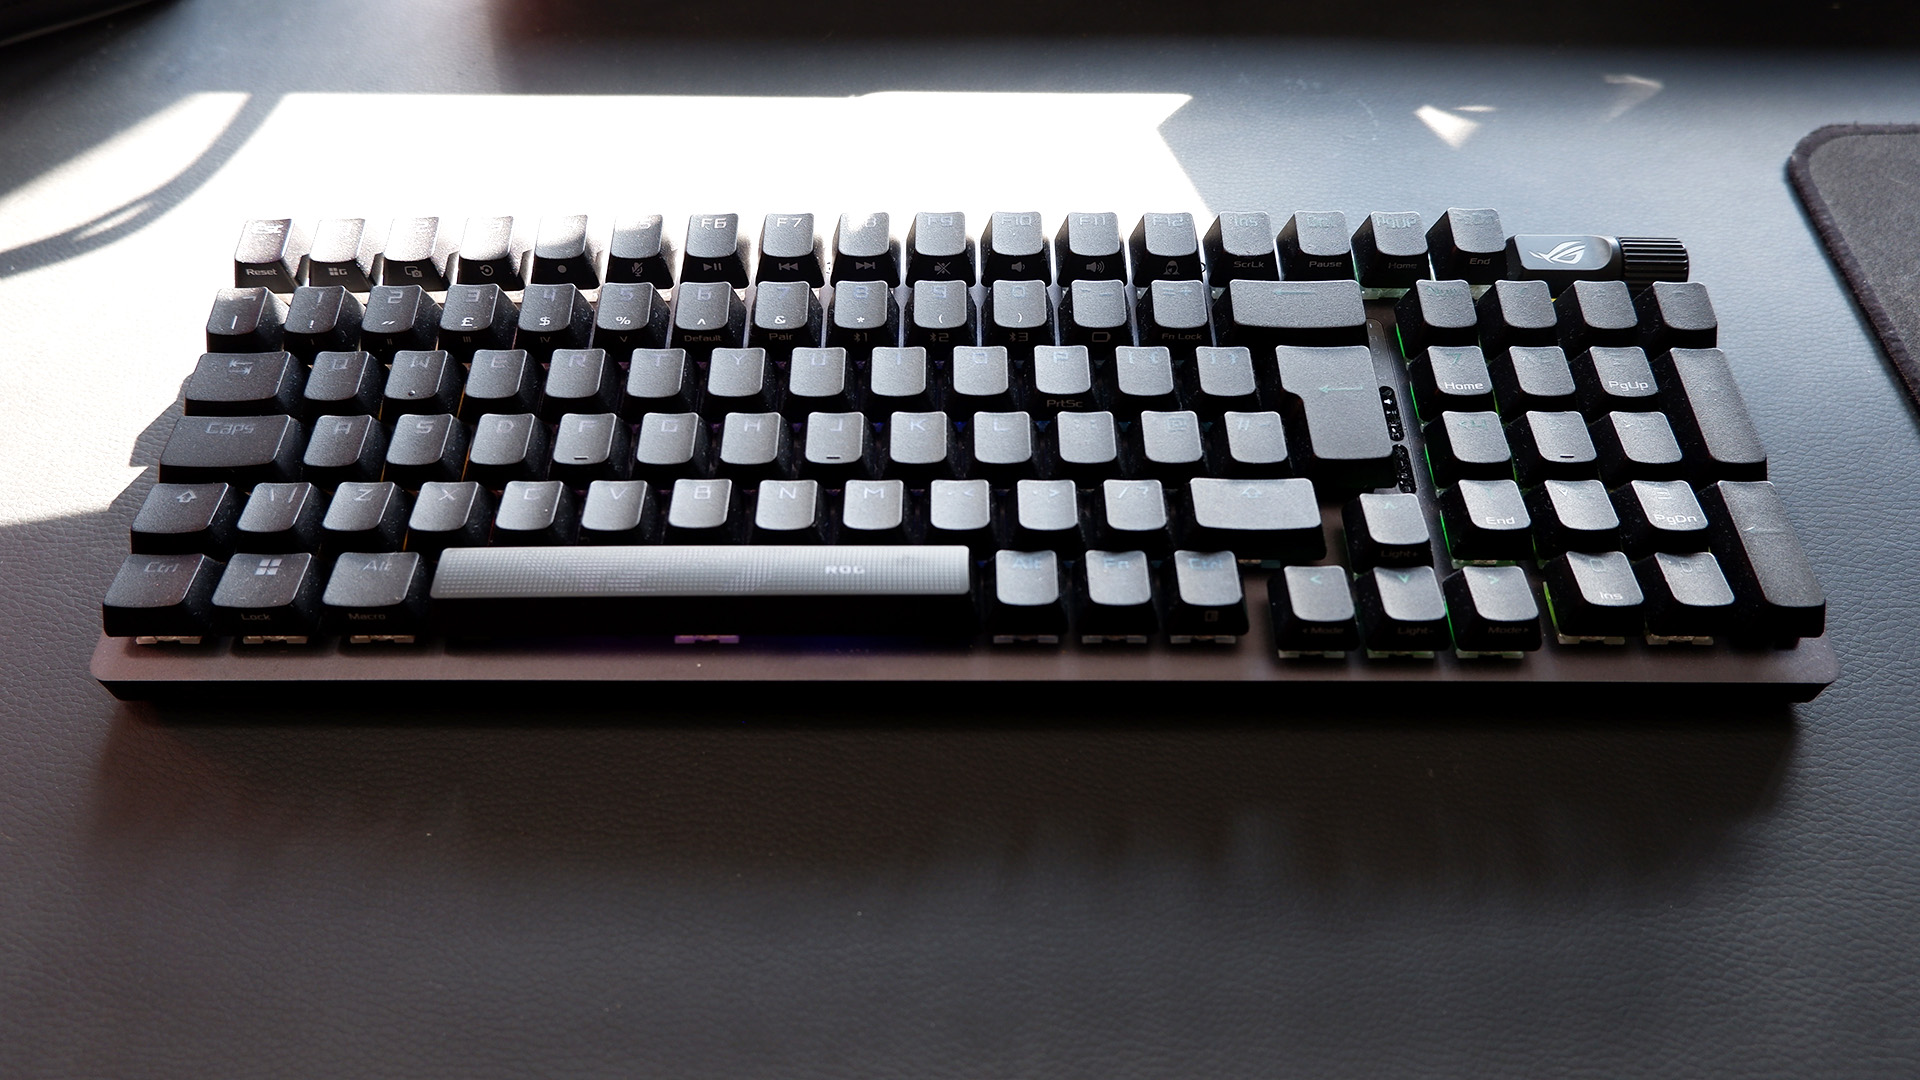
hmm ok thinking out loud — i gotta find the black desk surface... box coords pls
[4,3,1919,1075]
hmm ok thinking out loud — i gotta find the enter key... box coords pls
[1273,345,1397,492]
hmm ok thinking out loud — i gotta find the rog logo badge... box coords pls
[1529,240,1590,265]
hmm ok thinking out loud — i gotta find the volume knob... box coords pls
[1617,236,1691,292]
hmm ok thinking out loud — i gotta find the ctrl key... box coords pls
[212,552,322,643]
[323,551,427,642]
[103,553,222,642]
[1269,565,1359,657]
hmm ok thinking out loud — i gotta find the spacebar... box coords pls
[428,545,977,638]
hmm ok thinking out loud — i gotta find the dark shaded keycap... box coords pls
[529,215,600,289]
[1614,479,1710,554]
[283,286,364,358]
[131,483,239,555]
[905,281,977,359]
[1444,565,1541,653]
[1272,345,1396,490]
[830,213,900,285]
[384,349,462,416]
[704,347,781,419]
[1700,480,1825,640]
[1558,279,1639,357]
[607,215,674,288]
[661,477,739,544]
[1013,479,1085,552]
[453,217,524,288]
[982,212,1051,284]
[682,214,749,287]
[495,480,577,545]
[800,411,876,483]
[1508,410,1598,485]
[1475,279,1558,353]
[305,218,377,291]
[407,481,493,554]
[1277,211,1353,280]
[826,280,900,359]
[1438,479,1531,561]
[716,411,795,482]
[158,414,303,485]
[989,550,1068,643]
[458,349,536,421]
[1425,207,1504,284]
[1526,479,1620,557]
[982,279,1054,356]
[1186,345,1261,419]
[970,410,1038,482]
[1055,213,1126,285]
[1163,550,1249,641]
[1097,478,1172,556]
[1424,410,1512,487]
[756,214,824,286]
[1393,279,1478,359]
[516,283,594,359]
[837,479,910,543]
[235,482,324,551]
[1542,551,1643,639]
[906,212,974,284]
[1637,281,1719,354]
[1129,213,1202,284]
[633,412,711,483]
[377,216,451,290]
[1136,409,1209,481]
[1342,491,1431,569]
[1217,279,1368,349]
[320,481,409,555]
[1052,410,1121,482]
[1351,211,1429,288]
[750,479,823,544]
[749,281,823,358]
[206,288,286,353]
[551,412,631,484]
[672,282,747,359]
[625,348,699,417]
[1111,346,1178,418]
[785,347,853,417]
[1355,565,1449,653]
[946,346,1013,414]
[303,350,382,419]
[1592,410,1685,485]
[1058,279,1133,360]
[385,413,468,486]
[1030,345,1101,416]
[1076,550,1158,641]
[1408,345,1494,421]
[361,284,441,359]
[543,348,620,420]
[212,552,321,638]
[1572,346,1659,417]
[1138,280,1212,358]
[184,351,304,417]
[233,218,306,293]
[581,480,655,544]
[103,552,222,639]
[301,413,386,486]
[1490,345,1578,414]
[1216,410,1292,478]
[322,551,427,637]
[868,347,935,414]
[1204,212,1278,283]
[595,282,671,356]
[928,479,995,553]
[439,284,517,360]
[1182,477,1323,561]
[1635,551,1736,640]
[1270,565,1359,654]
[1652,347,1768,482]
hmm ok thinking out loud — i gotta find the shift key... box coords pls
[1273,345,1395,490]
[158,414,304,485]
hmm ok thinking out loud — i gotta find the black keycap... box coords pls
[1182,477,1324,561]
[595,282,671,356]
[1541,551,1643,639]
[1076,550,1158,642]
[1277,211,1354,281]
[867,347,935,414]
[1342,491,1431,569]
[607,215,674,288]
[970,410,1038,482]
[715,411,795,482]
[1635,551,1736,640]
[283,286,364,358]
[949,346,1016,414]
[633,412,711,483]
[130,483,239,555]
[1138,280,1213,358]
[672,281,746,359]
[906,212,975,284]
[1272,345,1396,490]
[1215,410,1292,478]
[1186,345,1262,419]
[453,217,524,288]
[1699,480,1826,641]
[235,482,324,552]
[463,349,540,420]
[1652,347,1768,482]
[551,412,632,485]
[1490,345,1579,414]
[1424,410,1511,487]
[988,550,1068,643]
[928,479,995,553]
[682,214,749,287]
[1557,279,1640,358]
[1355,565,1449,653]
[1030,345,1101,417]
[1055,212,1126,285]
[184,351,304,417]
[301,413,387,486]
[407,481,494,554]
[384,349,462,416]
[749,281,824,358]
[304,350,382,419]
[757,213,825,286]
[556,476,638,546]
[905,280,977,359]
[1216,279,1367,349]
[361,284,440,358]
[1571,346,1659,417]
[625,348,699,417]
[830,213,900,286]
[1203,212,1278,283]
[320,480,409,555]
[1636,281,1718,354]
[212,552,322,638]
[103,552,222,639]
[1444,565,1542,653]
[233,218,306,293]
[377,216,451,290]
[385,413,468,486]
[1058,279,1134,360]
[1129,213,1202,284]
[827,280,900,359]
[1162,550,1249,640]
[1393,279,1479,359]
[837,479,911,544]
[529,214,600,289]
[1614,479,1710,555]
[158,414,303,485]
[494,480,577,545]
[543,348,620,419]
[704,347,781,419]
[1351,211,1429,288]
[305,218,376,291]
[1508,410,1599,485]
[1475,279,1558,353]
[883,410,956,483]
[662,477,739,544]
[1526,479,1620,557]
[787,347,854,417]
[1013,479,1085,552]
[1425,207,1504,284]
[750,479,823,544]
[322,550,428,638]
[1111,346,1178,417]
[438,284,518,360]
[1438,478,1532,561]
[981,212,1051,284]
[1408,345,1494,421]
[1136,409,1209,482]
[982,279,1055,356]
[517,283,594,359]
[1052,411,1121,482]
[801,411,877,483]
[1269,565,1359,654]
[1097,478,1172,556]
[206,288,285,352]
[1592,411,1685,485]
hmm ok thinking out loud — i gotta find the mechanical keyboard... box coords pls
[91,210,1836,701]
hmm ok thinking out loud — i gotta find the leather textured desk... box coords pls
[3,2,1918,1076]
